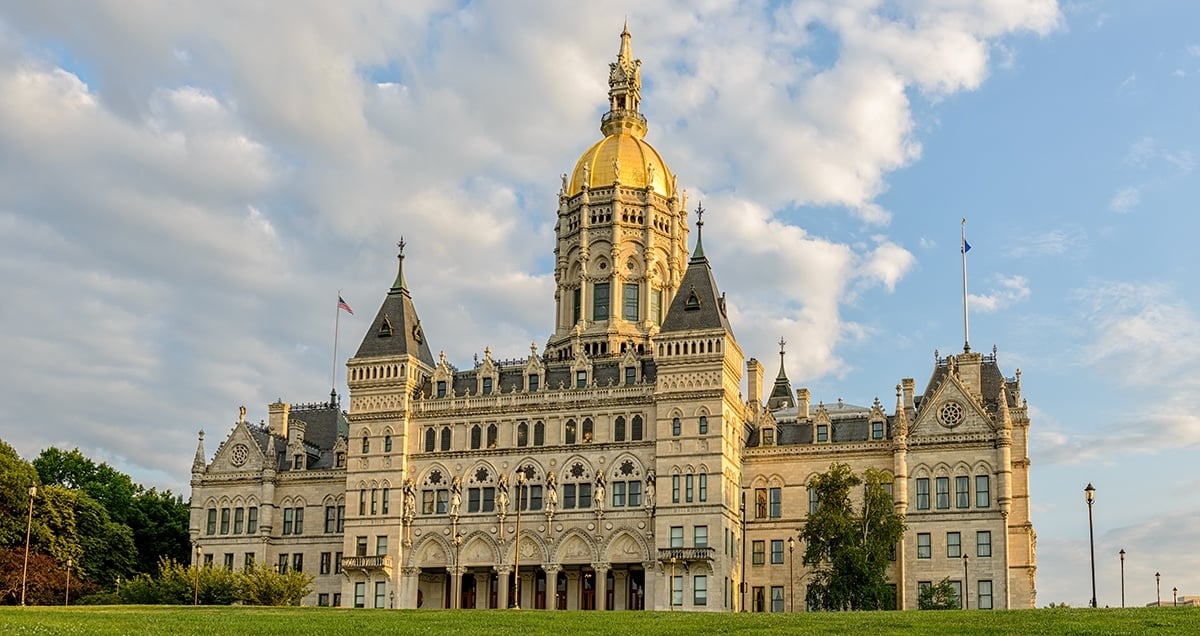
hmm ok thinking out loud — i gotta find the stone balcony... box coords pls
[341,554,393,577]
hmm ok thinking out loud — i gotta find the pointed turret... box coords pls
[192,430,206,472]
[602,23,646,138]
[660,204,733,334]
[354,238,436,367]
[766,337,794,409]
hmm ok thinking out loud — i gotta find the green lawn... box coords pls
[3,606,1197,635]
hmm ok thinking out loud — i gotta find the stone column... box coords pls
[543,565,561,610]
[613,569,628,610]
[400,567,420,609]
[450,565,464,609]
[496,565,511,609]
[566,570,580,610]
[643,561,659,610]
[592,562,610,610]
[474,572,488,609]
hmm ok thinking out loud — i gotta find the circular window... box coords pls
[230,443,249,467]
[938,401,964,428]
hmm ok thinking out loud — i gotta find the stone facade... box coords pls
[188,25,1036,611]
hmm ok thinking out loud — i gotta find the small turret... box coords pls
[192,430,207,473]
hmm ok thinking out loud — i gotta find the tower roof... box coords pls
[354,239,436,367]
[767,337,794,409]
[660,204,733,335]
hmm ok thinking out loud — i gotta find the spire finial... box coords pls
[391,236,408,293]
[603,22,646,138]
[692,202,706,259]
[776,336,788,380]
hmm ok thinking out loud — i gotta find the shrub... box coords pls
[238,562,313,606]
[918,578,960,610]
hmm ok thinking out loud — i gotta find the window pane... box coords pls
[917,533,931,559]
[976,475,991,508]
[977,531,992,557]
[935,477,950,509]
[622,282,639,321]
[947,532,961,558]
[593,282,610,321]
[769,488,781,518]
[956,476,970,509]
[916,478,930,510]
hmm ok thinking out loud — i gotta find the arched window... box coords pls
[471,425,482,450]
[486,424,498,448]
[698,416,708,435]
[384,434,393,453]
[440,427,451,452]
[517,422,529,447]
[582,418,594,443]
[631,415,644,441]
[424,429,435,453]
[614,416,626,442]
[361,435,370,454]
[534,421,545,446]
[565,419,577,445]
[672,417,681,437]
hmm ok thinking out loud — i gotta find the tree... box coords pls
[919,577,960,610]
[128,488,190,574]
[239,562,314,606]
[800,463,906,611]
[0,439,39,547]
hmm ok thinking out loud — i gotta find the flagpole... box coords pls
[332,289,341,405]
[961,218,970,353]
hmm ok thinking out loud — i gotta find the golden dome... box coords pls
[569,132,674,197]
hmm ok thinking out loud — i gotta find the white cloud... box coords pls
[1006,226,1087,258]
[1108,186,1140,213]
[969,275,1031,313]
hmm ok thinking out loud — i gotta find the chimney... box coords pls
[796,388,811,420]
[901,379,915,411]
[268,400,290,438]
[746,358,763,406]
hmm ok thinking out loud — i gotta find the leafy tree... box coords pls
[0,547,88,606]
[129,488,190,574]
[34,447,138,525]
[800,463,906,611]
[74,494,137,587]
[919,577,960,610]
[0,439,39,547]
[239,562,314,606]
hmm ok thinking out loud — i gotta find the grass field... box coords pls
[3,606,1198,635]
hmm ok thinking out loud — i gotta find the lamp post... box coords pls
[1173,587,1178,608]
[739,498,747,612]
[512,469,526,610]
[1156,572,1161,606]
[21,484,36,606]
[962,554,969,610]
[194,545,203,606]
[65,558,72,606]
[389,590,394,609]
[1118,549,1125,608]
[453,531,464,609]
[1084,483,1096,608]
[787,536,795,612]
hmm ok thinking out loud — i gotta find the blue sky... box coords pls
[0,1,1196,608]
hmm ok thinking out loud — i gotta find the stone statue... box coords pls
[646,162,655,186]
[645,469,656,509]
[238,405,246,422]
[497,473,510,513]
[594,471,606,510]
[402,478,417,519]
[612,157,620,181]
[560,172,568,193]
[450,476,463,517]
[581,162,590,185]
[546,470,558,513]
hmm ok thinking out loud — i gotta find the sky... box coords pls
[0,0,1196,609]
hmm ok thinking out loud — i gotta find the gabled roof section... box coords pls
[660,206,733,335]
[354,240,436,367]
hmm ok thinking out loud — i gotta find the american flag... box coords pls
[337,295,354,315]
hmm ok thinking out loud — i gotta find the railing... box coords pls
[657,547,716,563]
[414,383,654,415]
[341,555,393,570]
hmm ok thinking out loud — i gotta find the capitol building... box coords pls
[189,25,1036,612]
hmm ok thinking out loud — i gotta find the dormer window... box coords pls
[293,454,304,470]
[482,377,493,395]
[527,374,539,392]
[762,428,774,446]
[378,317,393,337]
[336,452,346,468]
[684,286,700,311]
[816,425,829,443]
[575,370,587,388]
[436,381,447,398]
[871,421,884,440]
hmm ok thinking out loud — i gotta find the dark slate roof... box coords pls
[660,233,733,335]
[766,358,794,410]
[748,415,895,447]
[354,253,436,367]
[920,354,1017,412]
[431,357,657,397]
[248,401,347,471]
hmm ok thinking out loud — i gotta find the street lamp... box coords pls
[1156,572,1161,606]
[512,469,526,610]
[453,531,464,609]
[194,545,203,606]
[389,590,394,609]
[21,484,36,606]
[1173,587,1178,608]
[1118,549,1125,608]
[65,558,72,606]
[787,536,795,612]
[739,498,747,612]
[962,554,969,610]
[1084,483,1096,608]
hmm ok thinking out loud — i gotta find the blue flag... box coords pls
[961,238,971,254]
